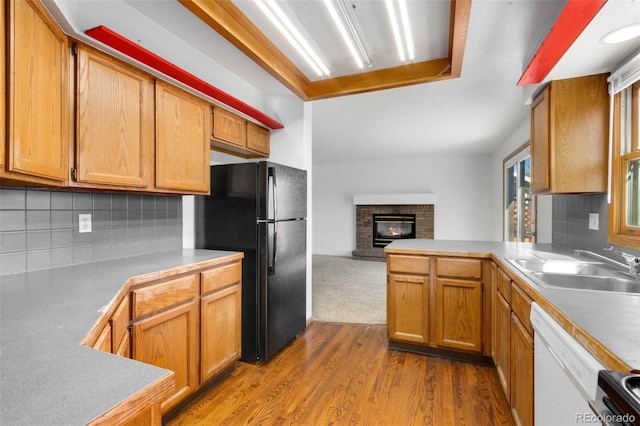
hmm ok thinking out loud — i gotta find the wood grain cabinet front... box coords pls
[73,44,154,190]
[200,261,242,383]
[492,264,534,426]
[530,73,608,194]
[155,81,210,194]
[434,257,484,353]
[131,274,199,414]
[2,0,69,185]
[210,106,271,158]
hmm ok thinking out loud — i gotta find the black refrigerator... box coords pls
[195,161,307,363]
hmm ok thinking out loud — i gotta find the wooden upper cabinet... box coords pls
[212,106,246,147]
[74,44,154,189]
[246,122,270,156]
[155,81,210,194]
[530,73,609,194]
[211,106,271,158]
[4,0,69,183]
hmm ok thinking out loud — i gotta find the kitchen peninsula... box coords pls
[0,249,242,425]
[385,239,640,371]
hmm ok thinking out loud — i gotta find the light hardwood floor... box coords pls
[167,322,513,425]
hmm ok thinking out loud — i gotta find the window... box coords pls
[504,144,535,242]
[610,81,640,247]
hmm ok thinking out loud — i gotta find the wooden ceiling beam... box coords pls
[179,0,471,100]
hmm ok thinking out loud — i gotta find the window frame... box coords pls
[503,142,536,242]
[609,81,640,247]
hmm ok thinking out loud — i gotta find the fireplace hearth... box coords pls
[352,204,434,261]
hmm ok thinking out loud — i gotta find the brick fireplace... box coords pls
[352,200,434,261]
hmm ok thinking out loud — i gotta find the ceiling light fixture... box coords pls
[600,24,640,44]
[323,0,371,69]
[254,0,330,76]
[335,0,372,67]
[386,0,414,62]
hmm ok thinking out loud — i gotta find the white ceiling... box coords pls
[46,0,640,165]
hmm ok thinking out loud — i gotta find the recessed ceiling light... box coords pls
[600,24,640,44]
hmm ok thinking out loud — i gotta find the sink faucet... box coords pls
[604,247,640,275]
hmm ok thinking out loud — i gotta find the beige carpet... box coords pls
[312,255,387,324]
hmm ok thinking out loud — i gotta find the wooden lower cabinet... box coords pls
[494,290,511,401]
[434,278,482,352]
[387,273,429,343]
[201,284,241,383]
[493,264,534,426]
[132,301,199,414]
[511,313,534,426]
[386,254,487,358]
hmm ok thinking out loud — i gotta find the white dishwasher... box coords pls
[530,303,605,426]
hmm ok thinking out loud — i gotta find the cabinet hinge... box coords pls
[71,168,77,181]
[127,324,133,335]
[71,43,78,56]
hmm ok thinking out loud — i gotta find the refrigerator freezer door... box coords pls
[261,218,307,361]
[260,162,307,221]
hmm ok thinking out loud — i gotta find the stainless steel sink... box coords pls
[509,258,608,275]
[506,254,640,294]
[530,272,640,294]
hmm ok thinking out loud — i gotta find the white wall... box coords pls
[489,118,552,243]
[313,154,493,256]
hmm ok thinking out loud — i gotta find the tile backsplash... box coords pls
[552,192,640,259]
[0,187,182,276]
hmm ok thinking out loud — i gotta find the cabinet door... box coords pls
[530,86,550,193]
[75,45,153,188]
[93,323,112,353]
[132,302,198,414]
[212,106,246,147]
[387,274,429,343]
[200,284,241,384]
[495,291,511,402]
[511,314,534,426]
[434,278,483,352]
[246,122,270,156]
[155,81,210,194]
[6,0,68,181]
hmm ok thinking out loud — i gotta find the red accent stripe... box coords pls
[85,25,284,130]
[517,0,607,86]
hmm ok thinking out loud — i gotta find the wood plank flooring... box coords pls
[167,322,513,426]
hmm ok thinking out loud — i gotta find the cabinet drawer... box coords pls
[496,267,511,302]
[388,254,429,275]
[201,261,242,294]
[111,295,130,349]
[132,274,197,319]
[437,258,482,279]
[510,283,533,336]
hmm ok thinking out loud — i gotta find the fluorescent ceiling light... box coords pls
[254,0,330,76]
[323,0,369,69]
[600,24,640,44]
[386,0,414,62]
[335,0,372,67]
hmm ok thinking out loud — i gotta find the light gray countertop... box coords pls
[0,249,239,426]
[385,239,640,371]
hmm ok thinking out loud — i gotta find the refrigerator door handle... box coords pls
[268,166,278,222]
[268,221,277,276]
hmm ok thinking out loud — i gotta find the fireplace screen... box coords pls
[372,214,416,247]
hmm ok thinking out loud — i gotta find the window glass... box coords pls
[504,146,534,242]
[627,158,640,227]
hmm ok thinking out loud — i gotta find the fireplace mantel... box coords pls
[353,193,436,206]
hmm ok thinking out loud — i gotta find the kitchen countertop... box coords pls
[385,239,640,372]
[0,249,241,426]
